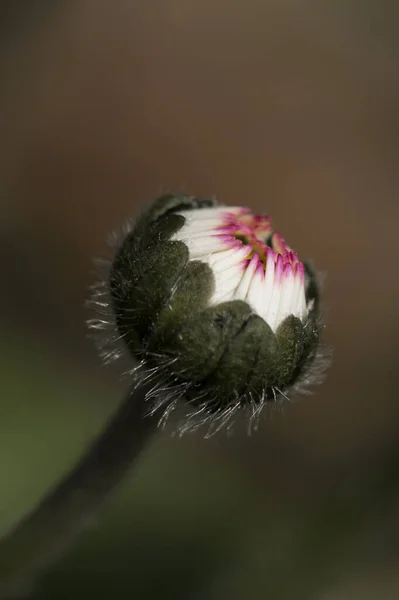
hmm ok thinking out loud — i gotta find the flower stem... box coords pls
[0,385,159,598]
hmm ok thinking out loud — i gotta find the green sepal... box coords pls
[110,195,221,358]
[144,194,217,222]
[136,212,186,252]
[200,314,274,407]
[290,311,320,383]
[247,320,279,399]
[163,300,253,385]
[110,239,189,355]
[275,315,304,385]
[147,260,215,351]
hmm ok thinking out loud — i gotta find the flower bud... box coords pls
[90,195,326,434]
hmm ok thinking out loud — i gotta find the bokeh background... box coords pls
[1,1,399,598]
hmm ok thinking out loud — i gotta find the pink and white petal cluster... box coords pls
[171,206,308,332]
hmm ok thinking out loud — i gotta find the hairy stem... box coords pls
[0,385,159,598]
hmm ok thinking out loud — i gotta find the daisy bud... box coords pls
[92,195,325,434]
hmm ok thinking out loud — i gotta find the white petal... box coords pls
[246,261,265,317]
[296,287,307,320]
[266,254,284,331]
[184,234,234,257]
[178,228,228,240]
[212,263,245,303]
[209,244,252,272]
[177,216,226,235]
[291,263,304,318]
[275,263,295,328]
[262,248,276,319]
[293,263,307,319]
[178,206,248,221]
[234,254,260,301]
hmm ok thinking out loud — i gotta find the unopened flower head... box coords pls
[90,194,326,435]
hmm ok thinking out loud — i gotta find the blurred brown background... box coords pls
[1,1,399,598]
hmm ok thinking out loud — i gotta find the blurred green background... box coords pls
[1,1,399,598]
